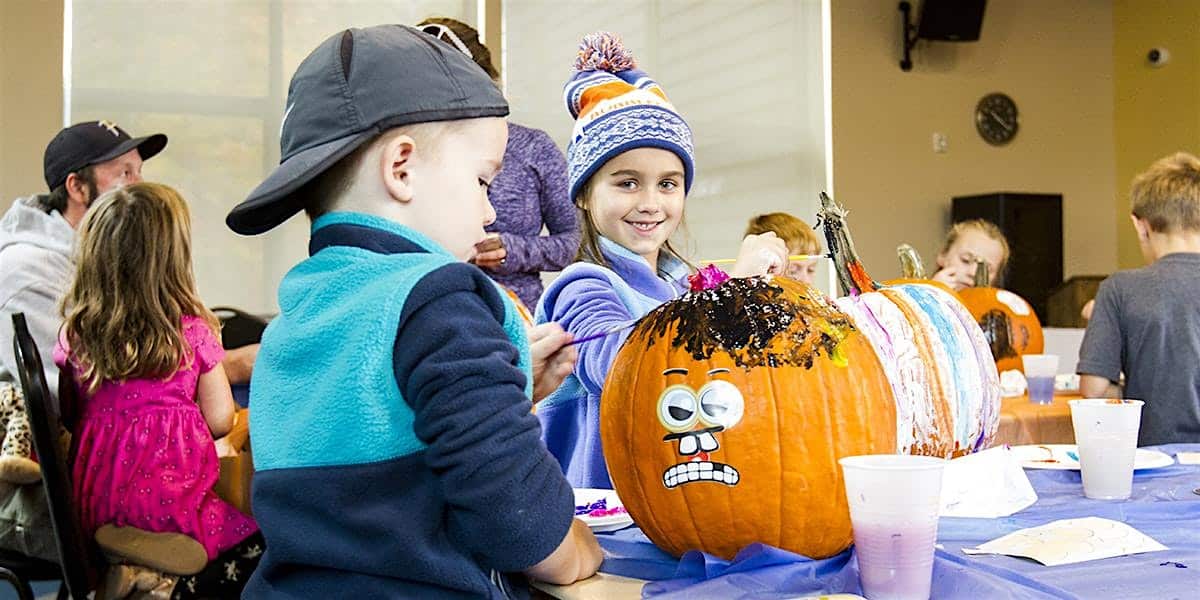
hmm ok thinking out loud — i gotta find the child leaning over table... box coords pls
[1078,152,1200,446]
[745,212,823,284]
[224,24,599,598]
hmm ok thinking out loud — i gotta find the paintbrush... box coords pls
[563,320,638,346]
[701,255,825,264]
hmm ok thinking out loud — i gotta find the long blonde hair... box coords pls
[61,182,219,393]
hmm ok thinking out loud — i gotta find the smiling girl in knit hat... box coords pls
[534,32,789,489]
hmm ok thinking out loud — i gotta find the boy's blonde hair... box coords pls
[940,219,1011,280]
[61,182,219,393]
[1131,152,1200,233]
[745,213,821,255]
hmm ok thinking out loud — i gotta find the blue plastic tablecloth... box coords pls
[596,444,1200,599]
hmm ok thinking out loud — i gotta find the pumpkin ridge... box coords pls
[903,286,978,452]
[880,288,954,456]
[618,339,664,546]
[766,364,786,550]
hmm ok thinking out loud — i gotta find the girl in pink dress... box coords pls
[55,182,261,598]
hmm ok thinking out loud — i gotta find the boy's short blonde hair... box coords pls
[1131,152,1200,233]
[745,212,821,255]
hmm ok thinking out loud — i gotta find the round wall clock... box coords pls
[975,93,1018,146]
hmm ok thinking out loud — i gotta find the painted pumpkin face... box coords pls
[957,287,1044,373]
[656,369,744,488]
[601,277,898,561]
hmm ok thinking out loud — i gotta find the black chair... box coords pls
[9,313,100,599]
[212,306,269,350]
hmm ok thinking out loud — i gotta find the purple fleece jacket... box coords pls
[534,237,689,488]
[484,123,580,309]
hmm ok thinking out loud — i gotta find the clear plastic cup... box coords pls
[1022,354,1059,405]
[1068,399,1144,500]
[840,455,947,600]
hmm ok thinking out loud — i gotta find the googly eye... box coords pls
[697,380,745,429]
[657,385,699,432]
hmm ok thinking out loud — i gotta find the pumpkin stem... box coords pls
[974,258,990,287]
[817,192,878,296]
[897,244,926,279]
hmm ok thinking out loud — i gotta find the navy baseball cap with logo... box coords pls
[226,24,509,236]
[43,121,167,191]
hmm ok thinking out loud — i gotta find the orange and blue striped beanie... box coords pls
[563,32,694,202]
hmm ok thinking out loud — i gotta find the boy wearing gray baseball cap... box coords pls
[228,25,600,598]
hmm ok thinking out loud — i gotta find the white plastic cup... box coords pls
[1021,354,1060,405]
[840,455,947,600]
[1068,399,1144,500]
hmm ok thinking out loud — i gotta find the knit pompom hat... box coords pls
[563,32,694,203]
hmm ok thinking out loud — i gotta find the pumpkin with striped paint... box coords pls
[819,193,1000,457]
[600,276,897,561]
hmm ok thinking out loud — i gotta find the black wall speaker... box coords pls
[951,192,1063,322]
[918,0,987,41]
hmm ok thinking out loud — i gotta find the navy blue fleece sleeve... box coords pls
[393,264,574,572]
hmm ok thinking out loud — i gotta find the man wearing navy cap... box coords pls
[0,120,165,560]
[0,120,167,404]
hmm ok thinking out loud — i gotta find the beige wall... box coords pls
[830,0,1116,282]
[1112,1,1200,269]
[0,0,63,206]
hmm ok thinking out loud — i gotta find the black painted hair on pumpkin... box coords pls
[629,277,856,370]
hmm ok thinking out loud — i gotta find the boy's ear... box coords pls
[1130,214,1151,241]
[379,135,418,204]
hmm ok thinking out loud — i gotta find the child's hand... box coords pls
[525,518,603,585]
[931,265,973,290]
[529,323,577,402]
[729,232,789,278]
[471,234,507,271]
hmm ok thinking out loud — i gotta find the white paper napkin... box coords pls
[999,369,1027,398]
[962,517,1168,566]
[940,446,1037,518]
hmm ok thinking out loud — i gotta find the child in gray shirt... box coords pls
[1078,152,1200,446]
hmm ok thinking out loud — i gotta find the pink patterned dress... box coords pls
[55,315,257,560]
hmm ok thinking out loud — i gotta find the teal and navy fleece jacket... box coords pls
[244,212,574,599]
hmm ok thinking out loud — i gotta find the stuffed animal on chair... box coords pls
[0,383,41,484]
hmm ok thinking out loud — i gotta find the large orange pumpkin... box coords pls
[956,261,1044,373]
[819,193,1000,457]
[600,276,897,560]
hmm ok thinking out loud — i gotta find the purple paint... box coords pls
[855,521,938,600]
[1028,376,1054,405]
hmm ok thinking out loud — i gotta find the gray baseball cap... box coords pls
[227,24,509,235]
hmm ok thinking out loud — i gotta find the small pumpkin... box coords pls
[600,276,897,561]
[883,244,961,298]
[956,261,1044,373]
[819,193,1000,457]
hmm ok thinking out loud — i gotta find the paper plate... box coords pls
[1011,444,1175,471]
[574,488,634,533]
